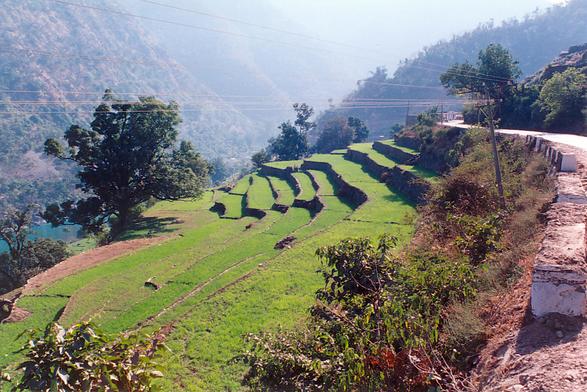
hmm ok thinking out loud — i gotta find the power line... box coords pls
[1,47,182,69]
[136,0,515,83]
[416,60,513,81]
[0,102,479,116]
[50,0,379,62]
[137,0,374,53]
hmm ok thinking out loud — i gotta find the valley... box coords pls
[0,140,425,390]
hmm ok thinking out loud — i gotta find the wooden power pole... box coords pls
[479,94,506,208]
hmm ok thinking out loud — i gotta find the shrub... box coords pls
[14,322,163,392]
[240,236,476,391]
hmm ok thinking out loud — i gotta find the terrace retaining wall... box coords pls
[345,149,430,205]
[373,141,418,164]
[300,160,368,207]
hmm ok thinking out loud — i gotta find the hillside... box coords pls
[125,0,356,127]
[318,0,587,133]
[0,0,263,208]
[0,139,429,390]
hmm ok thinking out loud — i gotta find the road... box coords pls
[443,121,587,152]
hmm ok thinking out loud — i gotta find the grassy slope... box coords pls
[292,172,316,201]
[153,154,416,390]
[0,142,429,391]
[266,176,295,206]
[247,174,275,210]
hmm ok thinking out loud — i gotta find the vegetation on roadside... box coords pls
[239,128,554,390]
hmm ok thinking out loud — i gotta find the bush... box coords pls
[240,236,476,391]
[14,322,163,392]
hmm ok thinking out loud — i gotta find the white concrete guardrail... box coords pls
[526,135,587,317]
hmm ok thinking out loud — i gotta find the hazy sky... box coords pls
[268,0,566,72]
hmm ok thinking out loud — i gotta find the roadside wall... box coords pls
[525,135,587,317]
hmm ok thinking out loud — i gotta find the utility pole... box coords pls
[405,100,411,126]
[479,92,505,208]
[440,100,444,125]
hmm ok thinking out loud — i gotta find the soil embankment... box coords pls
[475,139,587,392]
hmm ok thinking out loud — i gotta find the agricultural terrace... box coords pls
[0,141,436,391]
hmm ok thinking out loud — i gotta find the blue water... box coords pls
[0,223,81,253]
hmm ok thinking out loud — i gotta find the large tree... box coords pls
[537,68,587,130]
[44,92,209,237]
[440,44,521,207]
[315,118,355,153]
[268,103,314,160]
[348,117,370,143]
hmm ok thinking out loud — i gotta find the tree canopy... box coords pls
[0,206,68,287]
[43,92,210,237]
[537,68,587,130]
[348,117,370,143]
[440,43,521,99]
[315,118,355,153]
[267,103,314,161]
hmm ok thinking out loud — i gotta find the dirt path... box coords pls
[22,237,168,295]
[473,141,587,392]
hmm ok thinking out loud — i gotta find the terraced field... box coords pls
[349,142,437,180]
[0,141,436,391]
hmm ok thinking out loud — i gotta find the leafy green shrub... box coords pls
[13,322,163,392]
[452,214,503,265]
[240,236,476,391]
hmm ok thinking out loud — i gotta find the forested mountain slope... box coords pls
[124,0,358,127]
[0,0,259,207]
[319,0,587,133]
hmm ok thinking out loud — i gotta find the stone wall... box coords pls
[523,135,586,317]
[344,149,430,204]
[373,141,418,165]
[300,160,368,207]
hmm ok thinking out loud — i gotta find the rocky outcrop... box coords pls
[300,161,368,207]
[526,43,587,85]
[373,141,418,164]
[344,149,430,204]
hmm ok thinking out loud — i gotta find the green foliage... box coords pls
[441,43,521,99]
[315,118,355,153]
[537,68,587,130]
[43,92,209,237]
[452,213,503,265]
[251,149,272,169]
[0,206,69,286]
[13,322,162,392]
[241,236,475,391]
[416,107,439,127]
[347,117,370,143]
[266,103,315,161]
[315,117,370,153]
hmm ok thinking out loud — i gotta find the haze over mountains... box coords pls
[1,0,585,209]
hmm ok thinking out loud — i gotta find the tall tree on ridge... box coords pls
[268,103,314,161]
[440,44,521,207]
